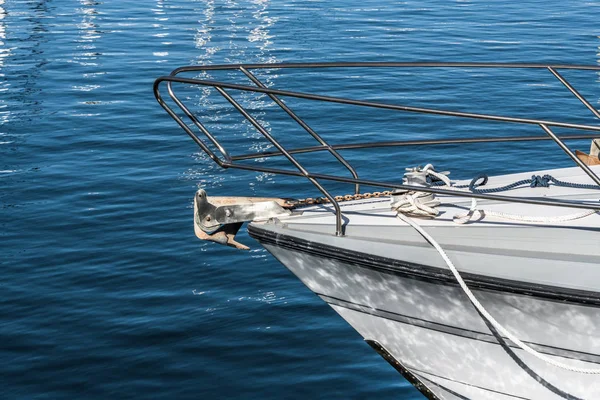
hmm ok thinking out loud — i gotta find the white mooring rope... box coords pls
[453,198,598,225]
[421,163,452,186]
[391,194,600,374]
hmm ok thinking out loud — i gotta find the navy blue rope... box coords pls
[427,176,448,186]
[468,173,600,193]
[545,175,600,190]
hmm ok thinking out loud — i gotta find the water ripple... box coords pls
[2,1,600,399]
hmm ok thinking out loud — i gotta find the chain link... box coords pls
[295,190,394,206]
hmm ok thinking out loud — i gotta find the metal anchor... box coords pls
[193,189,294,250]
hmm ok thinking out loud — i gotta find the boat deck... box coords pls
[277,164,600,229]
[250,165,600,294]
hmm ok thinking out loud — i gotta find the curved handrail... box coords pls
[230,133,600,161]
[157,75,600,132]
[154,62,600,235]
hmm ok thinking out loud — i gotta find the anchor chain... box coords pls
[293,165,449,206]
[294,190,394,206]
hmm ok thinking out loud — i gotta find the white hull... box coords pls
[240,166,600,399]
[259,243,600,399]
[160,62,600,399]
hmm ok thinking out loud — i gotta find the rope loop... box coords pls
[468,174,489,192]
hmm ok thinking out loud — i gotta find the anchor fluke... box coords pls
[193,189,294,250]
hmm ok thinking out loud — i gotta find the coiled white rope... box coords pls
[392,195,600,374]
[390,191,441,218]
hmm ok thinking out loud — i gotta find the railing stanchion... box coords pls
[153,79,227,167]
[539,124,600,187]
[166,81,232,163]
[547,67,600,120]
[215,86,345,236]
[239,67,361,195]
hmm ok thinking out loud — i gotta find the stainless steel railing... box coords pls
[154,62,600,236]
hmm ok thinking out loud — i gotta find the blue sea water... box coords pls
[1,1,600,398]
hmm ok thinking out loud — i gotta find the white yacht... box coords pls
[155,62,600,399]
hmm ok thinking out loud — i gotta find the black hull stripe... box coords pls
[413,368,530,400]
[322,294,600,366]
[367,340,530,400]
[365,340,443,400]
[248,224,600,307]
[417,377,472,400]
